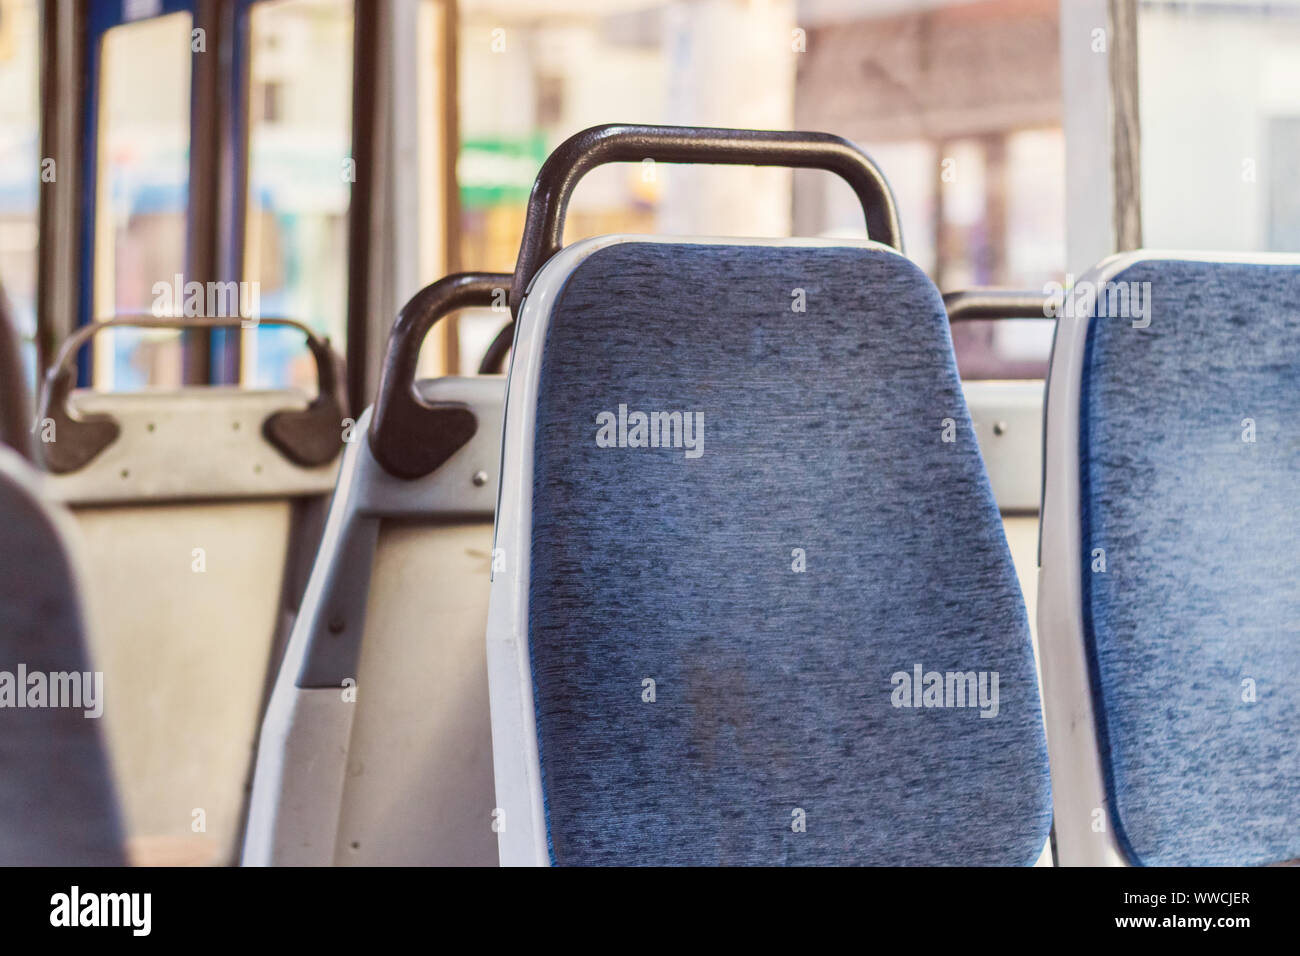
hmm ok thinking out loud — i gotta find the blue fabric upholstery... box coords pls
[0,460,124,865]
[526,242,1051,865]
[1079,258,1300,866]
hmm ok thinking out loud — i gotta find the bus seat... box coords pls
[243,274,508,866]
[1038,252,1300,866]
[487,230,1053,865]
[34,317,345,865]
[0,444,125,865]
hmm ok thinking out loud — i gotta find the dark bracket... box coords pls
[369,272,512,480]
[263,334,349,467]
[37,315,348,475]
[509,123,905,316]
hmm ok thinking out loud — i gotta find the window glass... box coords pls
[94,11,193,389]
[0,0,41,394]
[1138,0,1300,252]
[242,0,352,391]
[998,127,1063,373]
[456,0,1065,379]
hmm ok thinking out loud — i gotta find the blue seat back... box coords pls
[1078,257,1300,865]
[515,239,1051,864]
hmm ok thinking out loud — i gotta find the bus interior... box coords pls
[0,0,1297,882]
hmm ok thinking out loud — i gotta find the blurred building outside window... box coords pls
[93,10,192,390]
[21,0,1300,391]
[242,0,353,393]
[455,0,1066,378]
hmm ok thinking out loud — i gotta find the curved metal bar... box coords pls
[509,123,904,314]
[369,272,511,480]
[37,314,347,474]
[943,289,1059,321]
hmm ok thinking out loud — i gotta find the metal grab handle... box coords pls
[37,314,347,474]
[369,272,511,480]
[509,123,904,315]
[943,289,1058,321]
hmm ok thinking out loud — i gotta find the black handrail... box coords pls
[943,289,1058,321]
[509,124,904,315]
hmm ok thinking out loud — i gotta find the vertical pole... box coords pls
[217,0,249,384]
[1108,0,1142,252]
[184,0,224,384]
[345,0,382,413]
[439,0,462,373]
[35,0,86,380]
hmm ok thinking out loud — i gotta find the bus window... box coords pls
[1138,1,1300,252]
[454,0,1065,379]
[93,11,193,390]
[0,0,41,395]
[789,0,1066,380]
[241,0,353,393]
